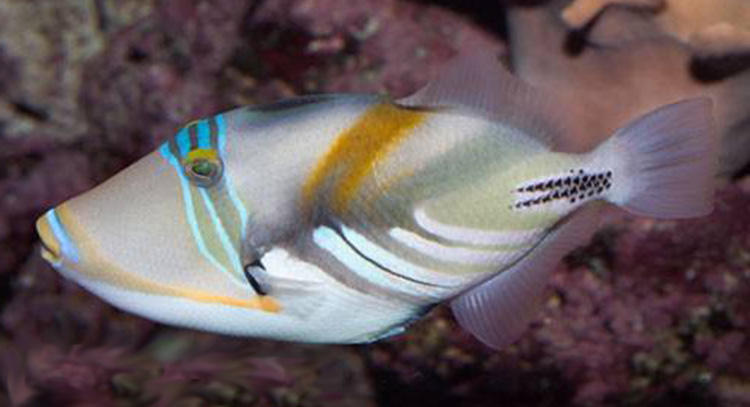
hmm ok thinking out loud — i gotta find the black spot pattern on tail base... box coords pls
[512,170,613,209]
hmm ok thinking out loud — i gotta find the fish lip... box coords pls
[36,210,63,265]
[39,239,59,262]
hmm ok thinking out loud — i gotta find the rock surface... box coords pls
[507,0,750,174]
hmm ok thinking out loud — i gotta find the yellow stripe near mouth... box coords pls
[36,215,62,263]
[303,102,428,213]
[49,204,280,313]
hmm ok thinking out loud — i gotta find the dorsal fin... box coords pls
[396,52,571,150]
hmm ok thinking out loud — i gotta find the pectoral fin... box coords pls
[450,204,604,350]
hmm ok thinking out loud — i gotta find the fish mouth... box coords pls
[39,239,60,263]
[36,209,66,265]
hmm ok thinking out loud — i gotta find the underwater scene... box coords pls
[1,0,749,406]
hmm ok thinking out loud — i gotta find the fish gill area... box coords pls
[0,0,749,406]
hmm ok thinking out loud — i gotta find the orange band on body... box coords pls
[302,102,427,213]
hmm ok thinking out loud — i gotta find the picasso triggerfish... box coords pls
[36,53,716,349]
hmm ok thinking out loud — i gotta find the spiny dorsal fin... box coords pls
[396,52,572,150]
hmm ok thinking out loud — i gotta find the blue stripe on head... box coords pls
[216,114,227,153]
[214,114,249,232]
[46,209,80,264]
[176,128,191,157]
[159,115,250,265]
[159,144,227,274]
[199,188,243,273]
[159,143,178,165]
[177,172,229,274]
[197,120,212,149]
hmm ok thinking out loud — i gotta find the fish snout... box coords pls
[37,219,61,264]
[35,207,80,267]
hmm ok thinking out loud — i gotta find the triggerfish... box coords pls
[36,53,717,349]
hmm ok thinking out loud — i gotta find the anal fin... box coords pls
[450,204,605,350]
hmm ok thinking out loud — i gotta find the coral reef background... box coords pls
[1,0,749,406]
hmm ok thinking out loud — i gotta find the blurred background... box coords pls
[1,0,749,406]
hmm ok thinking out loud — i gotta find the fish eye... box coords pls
[191,160,215,177]
[183,156,223,188]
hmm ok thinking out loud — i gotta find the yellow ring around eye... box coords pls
[186,148,219,162]
[182,149,223,187]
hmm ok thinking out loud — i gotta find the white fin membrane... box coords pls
[450,204,604,350]
[602,97,717,218]
[396,52,573,150]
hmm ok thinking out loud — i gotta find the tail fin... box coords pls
[601,98,717,219]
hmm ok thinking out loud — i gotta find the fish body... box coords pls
[36,54,717,348]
